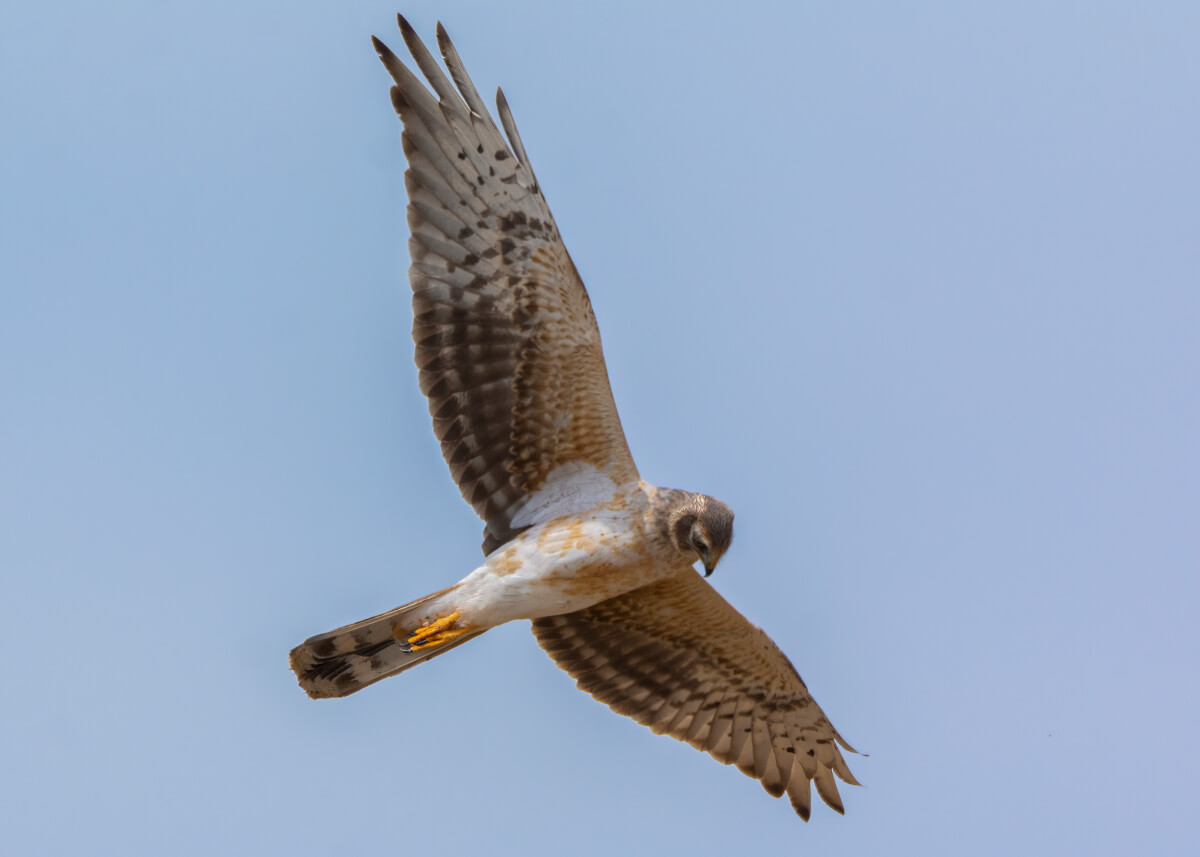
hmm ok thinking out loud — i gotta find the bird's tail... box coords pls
[289,585,485,699]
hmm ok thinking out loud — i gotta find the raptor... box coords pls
[289,15,860,821]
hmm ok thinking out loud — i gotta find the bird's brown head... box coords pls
[668,494,735,576]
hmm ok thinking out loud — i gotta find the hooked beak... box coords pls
[703,562,715,577]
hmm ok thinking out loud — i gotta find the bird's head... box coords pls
[668,494,735,576]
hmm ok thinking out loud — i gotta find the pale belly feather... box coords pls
[438,483,679,628]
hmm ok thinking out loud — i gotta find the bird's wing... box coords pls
[531,570,860,820]
[374,18,638,553]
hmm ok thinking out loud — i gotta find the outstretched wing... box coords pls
[374,18,638,553]
[532,571,860,820]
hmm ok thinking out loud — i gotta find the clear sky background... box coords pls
[4,1,1198,854]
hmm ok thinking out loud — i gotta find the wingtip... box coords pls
[370,34,390,57]
[825,790,846,815]
[435,20,452,56]
[398,13,423,54]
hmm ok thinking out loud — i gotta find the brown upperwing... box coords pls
[374,19,639,553]
[532,569,859,820]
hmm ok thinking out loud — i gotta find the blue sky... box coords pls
[3,1,1198,854]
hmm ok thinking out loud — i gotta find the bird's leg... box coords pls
[402,610,467,651]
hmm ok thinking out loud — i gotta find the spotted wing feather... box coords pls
[532,570,860,820]
[374,18,638,552]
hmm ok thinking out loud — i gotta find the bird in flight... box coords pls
[289,14,860,821]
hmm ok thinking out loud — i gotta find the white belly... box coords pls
[451,499,668,626]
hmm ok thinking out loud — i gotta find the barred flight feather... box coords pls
[531,569,858,819]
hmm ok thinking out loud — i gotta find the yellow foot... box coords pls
[403,610,466,651]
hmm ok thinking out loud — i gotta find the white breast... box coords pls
[455,483,662,626]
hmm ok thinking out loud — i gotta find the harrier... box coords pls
[290,15,860,821]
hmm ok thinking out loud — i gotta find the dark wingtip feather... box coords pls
[435,21,453,57]
[398,14,423,54]
[371,35,395,62]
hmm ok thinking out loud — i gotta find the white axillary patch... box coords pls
[510,462,617,528]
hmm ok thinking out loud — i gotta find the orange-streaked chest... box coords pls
[465,483,685,622]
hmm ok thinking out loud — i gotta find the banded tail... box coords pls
[289,586,484,699]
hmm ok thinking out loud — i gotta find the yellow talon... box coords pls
[405,610,465,651]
